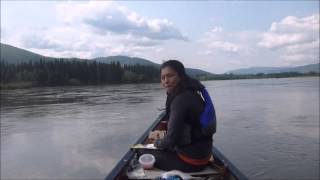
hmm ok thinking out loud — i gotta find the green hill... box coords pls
[1,43,214,77]
[226,63,320,74]
[0,43,44,63]
[94,56,214,77]
[94,56,158,67]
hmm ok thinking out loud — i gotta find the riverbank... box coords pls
[0,73,320,90]
[0,81,34,90]
[1,74,319,90]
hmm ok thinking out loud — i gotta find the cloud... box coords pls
[56,1,187,41]
[258,14,319,64]
[208,41,239,52]
[22,34,61,50]
[258,14,318,49]
[0,26,5,42]
[195,14,319,73]
[199,14,318,70]
[281,53,315,63]
[257,33,314,49]
[3,1,186,59]
[270,15,319,33]
[284,39,319,54]
[1,1,186,59]
[280,39,319,63]
[200,26,242,53]
[15,25,164,59]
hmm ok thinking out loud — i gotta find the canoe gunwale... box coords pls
[212,146,248,180]
[105,112,166,180]
[106,112,249,180]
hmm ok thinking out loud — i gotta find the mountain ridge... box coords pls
[0,43,213,77]
[1,43,318,76]
[94,56,158,67]
[226,63,319,74]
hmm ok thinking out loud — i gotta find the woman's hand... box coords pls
[148,130,166,142]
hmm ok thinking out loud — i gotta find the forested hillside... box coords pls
[1,59,159,88]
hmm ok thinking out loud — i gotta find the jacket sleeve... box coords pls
[155,93,189,150]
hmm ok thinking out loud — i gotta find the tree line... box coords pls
[197,71,319,81]
[1,58,160,88]
[1,58,318,89]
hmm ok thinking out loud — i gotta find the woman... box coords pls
[150,60,216,172]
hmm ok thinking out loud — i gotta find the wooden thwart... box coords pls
[128,166,220,179]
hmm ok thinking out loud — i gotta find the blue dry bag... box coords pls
[199,88,217,135]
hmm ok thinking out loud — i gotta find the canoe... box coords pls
[106,112,248,180]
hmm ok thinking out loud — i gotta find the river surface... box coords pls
[1,77,319,180]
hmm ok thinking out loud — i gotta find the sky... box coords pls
[1,0,319,74]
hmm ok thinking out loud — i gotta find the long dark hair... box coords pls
[161,60,203,93]
[161,60,204,112]
[161,60,187,80]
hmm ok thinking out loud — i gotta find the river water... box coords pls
[1,77,319,180]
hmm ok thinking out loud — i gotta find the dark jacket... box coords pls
[155,78,214,159]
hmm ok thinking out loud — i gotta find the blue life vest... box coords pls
[198,88,217,135]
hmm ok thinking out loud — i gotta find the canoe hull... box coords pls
[106,112,248,180]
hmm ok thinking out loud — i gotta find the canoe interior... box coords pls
[106,112,248,180]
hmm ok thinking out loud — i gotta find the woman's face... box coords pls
[161,66,181,93]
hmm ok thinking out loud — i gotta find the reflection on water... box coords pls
[1,77,319,179]
[1,83,165,179]
[204,77,319,180]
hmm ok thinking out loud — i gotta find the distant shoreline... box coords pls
[1,74,318,90]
